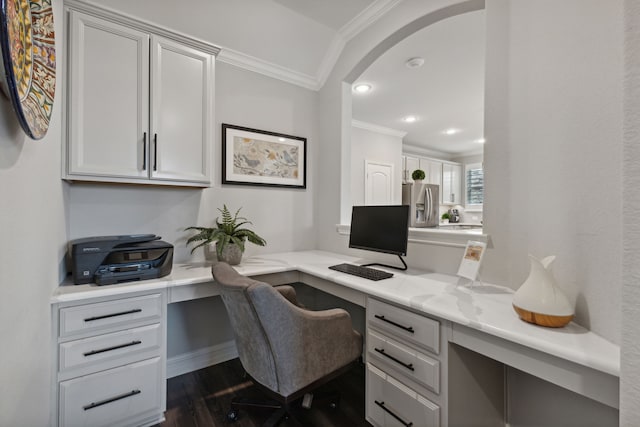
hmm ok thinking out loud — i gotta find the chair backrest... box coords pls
[212,262,280,392]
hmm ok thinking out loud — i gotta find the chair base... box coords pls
[228,391,340,427]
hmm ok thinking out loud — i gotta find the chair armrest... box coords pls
[274,285,301,307]
[249,284,363,397]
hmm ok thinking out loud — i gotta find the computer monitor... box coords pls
[349,205,409,270]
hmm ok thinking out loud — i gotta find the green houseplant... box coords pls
[441,212,450,223]
[186,205,266,265]
[411,169,426,181]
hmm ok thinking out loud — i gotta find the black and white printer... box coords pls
[68,234,173,285]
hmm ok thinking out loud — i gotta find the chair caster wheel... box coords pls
[329,402,338,410]
[227,409,240,422]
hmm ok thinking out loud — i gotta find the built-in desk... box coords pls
[51,250,620,426]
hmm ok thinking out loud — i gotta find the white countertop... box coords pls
[52,250,619,378]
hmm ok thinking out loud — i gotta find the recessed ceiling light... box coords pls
[475,138,486,144]
[353,83,372,93]
[278,137,286,142]
[403,115,417,123]
[405,57,425,69]
[443,128,459,135]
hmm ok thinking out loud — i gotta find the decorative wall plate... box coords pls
[0,0,55,140]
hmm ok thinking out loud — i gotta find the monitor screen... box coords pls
[349,205,410,256]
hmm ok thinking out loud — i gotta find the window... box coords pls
[465,163,484,210]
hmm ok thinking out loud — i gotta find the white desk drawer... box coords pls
[367,363,440,427]
[59,294,162,337]
[59,323,161,372]
[59,357,162,427]
[368,298,440,354]
[368,329,440,394]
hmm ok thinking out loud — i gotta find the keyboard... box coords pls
[328,263,393,281]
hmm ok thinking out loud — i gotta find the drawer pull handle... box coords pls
[84,309,142,322]
[374,400,413,427]
[83,389,141,411]
[374,315,415,333]
[374,347,415,371]
[83,340,142,357]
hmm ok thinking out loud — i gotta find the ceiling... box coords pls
[93,0,484,154]
[351,10,486,155]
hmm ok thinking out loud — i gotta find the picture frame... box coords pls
[222,124,307,189]
[457,240,487,281]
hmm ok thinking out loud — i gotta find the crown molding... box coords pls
[218,0,402,91]
[352,119,407,138]
[217,48,319,91]
[317,0,402,88]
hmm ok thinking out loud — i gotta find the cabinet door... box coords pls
[442,163,462,204]
[150,37,213,184]
[404,156,419,182]
[67,11,150,180]
[419,158,442,186]
[450,164,462,204]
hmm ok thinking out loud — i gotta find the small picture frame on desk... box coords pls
[457,240,487,282]
[222,123,307,189]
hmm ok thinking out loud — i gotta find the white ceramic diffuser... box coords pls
[512,255,574,328]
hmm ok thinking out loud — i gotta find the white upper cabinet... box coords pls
[403,155,419,182]
[419,158,442,186]
[442,162,462,205]
[150,37,212,183]
[66,12,150,180]
[63,3,218,187]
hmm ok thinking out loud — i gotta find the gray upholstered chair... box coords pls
[212,262,363,426]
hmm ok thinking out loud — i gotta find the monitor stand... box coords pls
[362,255,408,271]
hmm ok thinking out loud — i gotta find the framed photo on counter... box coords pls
[457,240,487,281]
[222,124,307,189]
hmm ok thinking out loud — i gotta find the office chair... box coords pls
[212,262,363,426]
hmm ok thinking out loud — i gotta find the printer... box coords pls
[68,234,173,285]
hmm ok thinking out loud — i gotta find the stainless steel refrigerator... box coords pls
[402,183,439,227]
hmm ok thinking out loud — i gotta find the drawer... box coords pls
[368,298,440,354]
[59,357,162,427]
[60,294,162,337]
[368,329,440,394]
[59,323,161,372]
[367,363,440,427]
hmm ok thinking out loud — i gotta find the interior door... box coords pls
[365,161,394,205]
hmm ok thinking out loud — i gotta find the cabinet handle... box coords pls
[374,347,415,371]
[153,133,158,171]
[83,340,142,357]
[84,308,142,322]
[374,315,414,333]
[374,400,413,427]
[142,132,147,170]
[83,389,141,411]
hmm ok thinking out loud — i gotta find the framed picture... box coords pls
[222,124,307,189]
[457,240,487,281]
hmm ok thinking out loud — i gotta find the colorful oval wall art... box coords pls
[0,0,56,140]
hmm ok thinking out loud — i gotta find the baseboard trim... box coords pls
[167,341,238,378]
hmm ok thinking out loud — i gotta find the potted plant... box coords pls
[411,169,426,181]
[186,205,266,265]
[441,212,450,224]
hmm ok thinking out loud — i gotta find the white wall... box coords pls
[350,124,403,206]
[483,0,622,341]
[69,62,318,263]
[317,0,624,424]
[622,0,640,424]
[0,1,66,425]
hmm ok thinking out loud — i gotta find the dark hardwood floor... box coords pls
[157,358,369,427]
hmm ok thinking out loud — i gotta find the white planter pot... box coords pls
[217,243,243,265]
